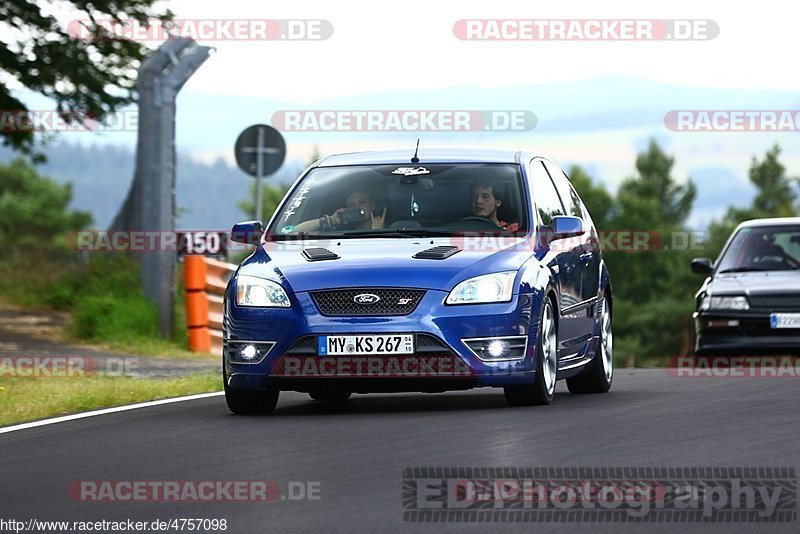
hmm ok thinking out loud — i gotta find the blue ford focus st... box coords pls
[224,147,613,414]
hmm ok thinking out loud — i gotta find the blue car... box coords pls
[224,147,613,413]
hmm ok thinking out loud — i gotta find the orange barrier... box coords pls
[184,255,236,354]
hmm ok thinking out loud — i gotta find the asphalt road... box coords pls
[1,369,799,533]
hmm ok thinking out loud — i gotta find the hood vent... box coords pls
[413,245,461,260]
[302,247,340,262]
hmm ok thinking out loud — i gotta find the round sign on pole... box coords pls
[234,124,286,177]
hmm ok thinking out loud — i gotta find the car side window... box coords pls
[529,160,565,226]
[543,160,582,218]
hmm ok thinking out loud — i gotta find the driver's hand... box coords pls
[371,208,386,229]
[330,208,346,226]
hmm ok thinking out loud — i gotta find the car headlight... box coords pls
[236,275,291,307]
[700,295,749,311]
[446,272,516,305]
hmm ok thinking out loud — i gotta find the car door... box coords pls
[529,159,583,356]
[542,160,596,354]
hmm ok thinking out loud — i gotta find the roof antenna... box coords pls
[411,139,420,164]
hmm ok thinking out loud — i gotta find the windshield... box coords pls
[267,163,527,239]
[716,225,800,273]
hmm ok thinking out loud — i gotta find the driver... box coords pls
[293,191,386,233]
[471,181,519,231]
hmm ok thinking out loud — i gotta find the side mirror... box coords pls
[230,221,264,245]
[551,216,584,239]
[691,257,714,275]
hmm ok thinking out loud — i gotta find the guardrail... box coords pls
[184,255,236,354]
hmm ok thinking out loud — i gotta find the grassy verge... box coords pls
[0,372,222,427]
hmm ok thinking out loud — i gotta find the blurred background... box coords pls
[1,0,798,419]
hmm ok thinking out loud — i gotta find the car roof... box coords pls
[315,146,537,167]
[736,217,800,229]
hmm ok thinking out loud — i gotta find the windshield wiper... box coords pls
[336,229,459,238]
[718,267,772,274]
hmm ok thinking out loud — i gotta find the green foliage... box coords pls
[568,165,613,229]
[0,0,172,155]
[0,159,91,256]
[574,140,698,366]
[70,294,158,341]
[706,145,799,259]
[237,182,290,222]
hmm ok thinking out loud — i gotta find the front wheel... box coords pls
[567,295,613,394]
[504,297,558,406]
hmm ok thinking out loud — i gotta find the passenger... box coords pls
[293,190,386,233]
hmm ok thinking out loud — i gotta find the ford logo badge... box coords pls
[354,293,381,305]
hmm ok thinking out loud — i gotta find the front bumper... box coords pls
[225,289,541,391]
[693,310,800,355]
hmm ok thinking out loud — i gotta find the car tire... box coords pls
[224,383,280,415]
[504,296,558,406]
[567,295,613,394]
[308,390,352,402]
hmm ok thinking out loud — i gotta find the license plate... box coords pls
[317,334,414,356]
[770,313,800,329]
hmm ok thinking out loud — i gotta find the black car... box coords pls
[691,218,800,355]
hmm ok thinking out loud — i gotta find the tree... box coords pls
[0,159,91,256]
[604,140,697,366]
[707,145,799,257]
[615,139,696,227]
[567,165,613,229]
[238,182,290,222]
[0,0,171,155]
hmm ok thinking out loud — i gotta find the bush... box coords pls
[70,294,159,342]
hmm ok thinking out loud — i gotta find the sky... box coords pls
[7,0,800,228]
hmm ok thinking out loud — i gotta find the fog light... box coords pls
[241,344,258,360]
[487,340,509,358]
[463,336,527,361]
[226,341,275,364]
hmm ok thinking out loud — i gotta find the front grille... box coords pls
[748,294,800,311]
[310,288,426,316]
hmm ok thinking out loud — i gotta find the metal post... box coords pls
[255,126,264,223]
[110,39,213,339]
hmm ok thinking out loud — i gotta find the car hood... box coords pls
[709,271,800,296]
[237,237,535,292]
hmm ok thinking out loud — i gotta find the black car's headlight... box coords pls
[699,295,749,311]
[235,275,291,308]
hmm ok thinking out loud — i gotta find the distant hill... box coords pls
[0,141,306,230]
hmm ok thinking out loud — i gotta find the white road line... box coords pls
[0,391,224,435]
